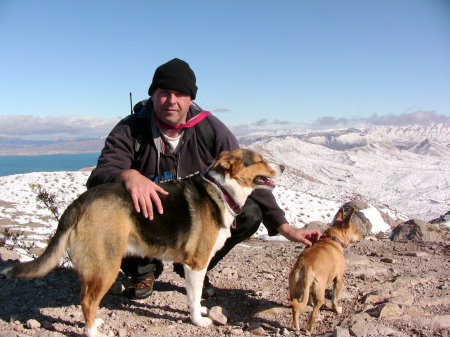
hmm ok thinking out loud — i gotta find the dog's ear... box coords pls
[333,206,346,222]
[210,151,240,174]
[342,207,356,228]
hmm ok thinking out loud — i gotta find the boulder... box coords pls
[390,219,443,242]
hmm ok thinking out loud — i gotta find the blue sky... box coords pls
[1,0,449,139]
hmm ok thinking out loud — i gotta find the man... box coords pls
[87,58,321,299]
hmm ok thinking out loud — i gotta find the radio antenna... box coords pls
[130,92,133,114]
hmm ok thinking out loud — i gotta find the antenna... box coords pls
[130,92,133,114]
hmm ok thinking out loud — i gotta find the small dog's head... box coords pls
[208,149,284,191]
[327,206,363,246]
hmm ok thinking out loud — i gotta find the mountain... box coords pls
[0,137,106,155]
[407,139,450,157]
[242,124,450,224]
[238,123,450,150]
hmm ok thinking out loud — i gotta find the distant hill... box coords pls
[0,137,106,155]
[238,123,450,153]
[242,123,450,223]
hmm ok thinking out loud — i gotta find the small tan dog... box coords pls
[289,206,363,332]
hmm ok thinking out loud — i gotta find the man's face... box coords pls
[151,88,192,126]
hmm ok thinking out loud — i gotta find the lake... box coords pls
[0,153,100,176]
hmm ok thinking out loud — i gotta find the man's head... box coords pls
[149,59,197,127]
[148,58,197,99]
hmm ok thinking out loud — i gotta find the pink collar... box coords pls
[155,110,211,130]
[204,173,242,217]
[322,236,345,248]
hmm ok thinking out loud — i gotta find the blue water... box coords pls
[0,153,100,177]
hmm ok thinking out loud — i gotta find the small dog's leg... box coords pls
[85,318,107,337]
[332,276,343,314]
[184,265,213,327]
[307,289,324,333]
[290,300,301,330]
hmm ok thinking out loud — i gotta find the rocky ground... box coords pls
[1,236,450,337]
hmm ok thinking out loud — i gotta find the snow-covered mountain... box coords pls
[0,124,449,260]
[240,123,450,224]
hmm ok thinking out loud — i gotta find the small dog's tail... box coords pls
[289,267,313,311]
[2,202,79,279]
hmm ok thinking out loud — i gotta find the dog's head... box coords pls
[208,149,284,203]
[326,206,363,246]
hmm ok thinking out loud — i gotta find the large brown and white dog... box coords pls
[288,206,363,333]
[3,149,283,337]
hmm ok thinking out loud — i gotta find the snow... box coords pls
[1,125,449,259]
[360,205,391,233]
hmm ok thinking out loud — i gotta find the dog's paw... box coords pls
[200,306,209,316]
[85,319,106,337]
[191,316,213,327]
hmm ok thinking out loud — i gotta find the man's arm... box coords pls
[87,119,135,188]
[277,223,321,246]
[86,117,168,219]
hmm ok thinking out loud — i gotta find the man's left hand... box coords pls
[277,223,321,247]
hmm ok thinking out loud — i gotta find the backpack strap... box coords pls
[131,99,149,153]
[192,102,216,156]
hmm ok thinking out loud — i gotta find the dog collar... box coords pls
[203,173,242,219]
[322,236,345,248]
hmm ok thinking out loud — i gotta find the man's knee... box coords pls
[235,198,262,237]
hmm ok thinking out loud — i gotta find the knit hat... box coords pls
[148,58,198,99]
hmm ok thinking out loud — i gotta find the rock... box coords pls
[26,319,41,329]
[376,303,401,318]
[248,326,265,335]
[343,200,373,234]
[362,290,386,304]
[229,328,244,335]
[389,294,414,306]
[0,247,20,262]
[350,320,409,337]
[333,326,351,337]
[208,306,229,325]
[305,221,328,232]
[390,219,443,242]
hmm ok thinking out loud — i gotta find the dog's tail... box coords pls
[2,202,79,279]
[289,267,313,311]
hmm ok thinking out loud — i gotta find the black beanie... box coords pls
[148,58,198,99]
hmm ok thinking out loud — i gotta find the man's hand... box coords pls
[276,223,321,247]
[119,169,169,219]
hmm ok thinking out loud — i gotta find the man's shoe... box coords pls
[126,275,155,300]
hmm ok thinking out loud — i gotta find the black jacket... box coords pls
[86,104,287,235]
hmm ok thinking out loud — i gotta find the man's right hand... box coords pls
[119,169,169,219]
